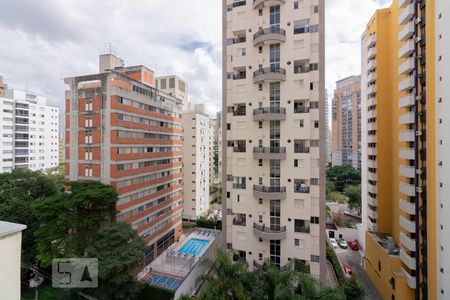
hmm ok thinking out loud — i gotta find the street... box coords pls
[334,246,382,300]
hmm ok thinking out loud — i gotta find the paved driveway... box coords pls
[334,246,382,300]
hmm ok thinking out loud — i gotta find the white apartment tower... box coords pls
[0,89,59,173]
[222,0,325,279]
[182,103,210,221]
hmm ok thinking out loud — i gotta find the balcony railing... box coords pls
[253,184,286,200]
[233,218,246,226]
[253,27,286,46]
[294,186,310,193]
[232,183,246,189]
[230,73,246,80]
[253,222,287,240]
[294,107,310,114]
[253,147,286,154]
[253,0,285,8]
[253,67,286,83]
[233,109,246,116]
[294,146,310,153]
[294,66,310,74]
[253,107,286,121]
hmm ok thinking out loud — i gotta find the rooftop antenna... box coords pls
[103,42,118,56]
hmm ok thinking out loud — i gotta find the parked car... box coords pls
[343,265,353,277]
[339,239,348,249]
[348,241,359,250]
[330,238,338,248]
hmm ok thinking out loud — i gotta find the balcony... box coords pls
[367,47,376,59]
[399,76,414,92]
[253,107,286,121]
[233,218,247,226]
[253,0,285,8]
[400,248,416,270]
[253,67,286,83]
[368,183,377,194]
[367,195,377,207]
[400,182,415,197]
[398,112,415,125]
[367,219,377,232]
[398,94,415,108]
[399,199,416,215]
[367,147,377,156]
[367,84,377,95]
[367,170,377,181]
[399,215,416,233]
[367,134,377,143]
[401,267,416,289]
[253,147,286,160]
[398,0,412,8]
[399,40,414,58]
[367,97,377,107]
[367,59,377,71]
[253,27,286,46]
[400,231,416,252]
[367,34,376,48]
[367,72,377,83]
[253,185,286,200]
[400,165,415,179]
[399,130,415,142]
[367,207,377,219]
[294,185,310,194]
[294,145,310,154]
[294,106,310,114]
[398,57,414,75]
[367,109,377,119]
[253,223,286,240]
[399,21,414,41]
[367,159,377,168]
[233,183,247,189]
[399,2,414,25]
[399,148,415,160]
[367,122,377,131]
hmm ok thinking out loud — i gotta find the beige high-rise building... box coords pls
[222,0,325,279]
[0,76,7,97]
[331,75,361,170]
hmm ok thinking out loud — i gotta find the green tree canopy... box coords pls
[344,184,362,210]
[326,165,361,192]
[33,181,118,266]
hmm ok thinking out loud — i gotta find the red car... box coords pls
[348,241,359,250]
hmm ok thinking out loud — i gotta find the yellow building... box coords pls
[361,0,437,299]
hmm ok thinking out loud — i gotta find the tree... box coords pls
[33,181,118,266]
[199,251,253,300]
[86,222,145,300]
[341,279,365,300]
[0,169,61,270]
[344,184,361,211]
[326,166,361,192]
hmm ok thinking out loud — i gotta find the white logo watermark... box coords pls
[52,258,98,288]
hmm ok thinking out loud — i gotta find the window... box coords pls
[258,121,263,129]
[259,159,263,167]
[295,239,305,248]
[233,140,246,152]
[311,178,319,185]
[312,5,319,13]
[310,217,319,224]
[227,123,231,130]
[311,255,319,263]
[294,219,310,233]
[294,159,298,167]
[293,20,309,34]
[294,1,299,9]
[258,46,263,54]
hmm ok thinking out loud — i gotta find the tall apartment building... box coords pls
[65,54,184,265]
[209,117,217,184]
[155,75,188,103]
[0,89,59,173]
[361,1,446,299]
[216,111,223,186]
[331,75,361,170]
[182,103,210,221]
[325,89,331,164]
[0,76,7,97]
[222,0,325,279]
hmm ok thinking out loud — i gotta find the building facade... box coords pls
[0,76,7,97]
[0,89,59,173]
[182,103,210,221]
[331,75,361,170]
[361,1,441,299]
[222,0,326,279]
[65,54,184,265]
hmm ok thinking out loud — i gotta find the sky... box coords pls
[0,0,391,117]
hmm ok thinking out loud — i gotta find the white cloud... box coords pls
[0,0,391,118]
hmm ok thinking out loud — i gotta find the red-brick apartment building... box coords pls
[64,54,185,264]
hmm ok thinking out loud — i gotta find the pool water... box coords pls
[178,238,209,256]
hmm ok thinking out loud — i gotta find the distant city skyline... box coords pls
[0,0,389,116]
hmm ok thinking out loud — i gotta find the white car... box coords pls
[330,238,338,248]
[339,239,348,249]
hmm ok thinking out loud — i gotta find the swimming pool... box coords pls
[178,238,209,256]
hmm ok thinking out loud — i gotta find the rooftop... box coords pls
[0,221,26,238]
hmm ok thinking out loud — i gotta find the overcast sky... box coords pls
[0,0,390,117]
